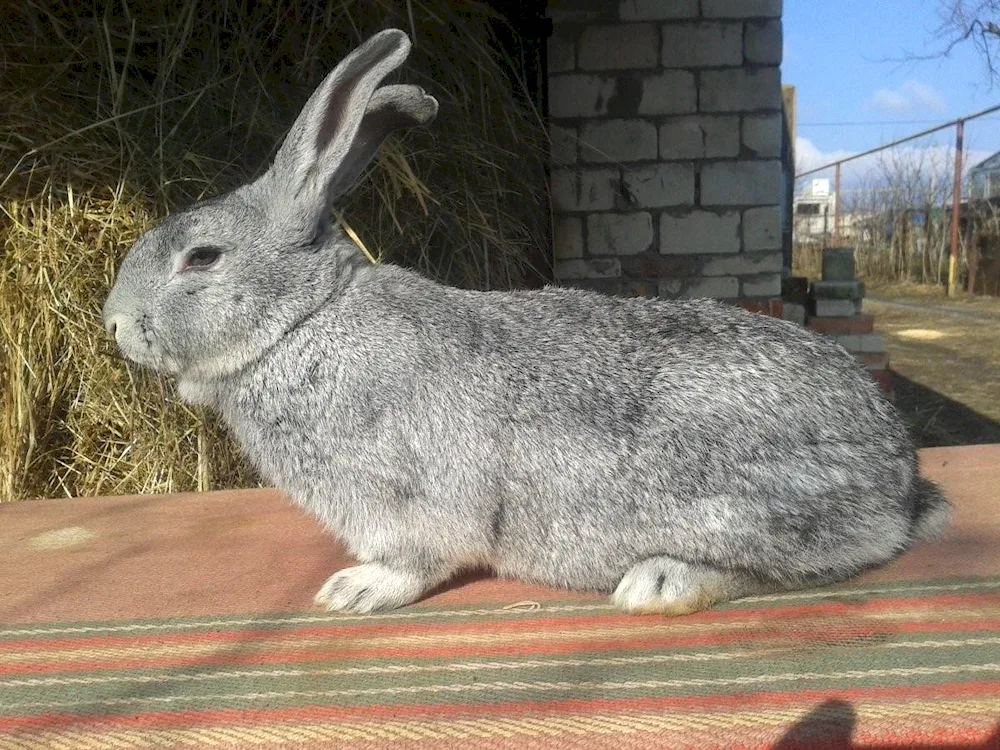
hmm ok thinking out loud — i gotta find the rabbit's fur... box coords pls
[104,29,949,616]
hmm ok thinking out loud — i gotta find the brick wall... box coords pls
[547,0,785,300]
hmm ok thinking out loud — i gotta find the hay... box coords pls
[0,0,548,500]
[1,191,260,500]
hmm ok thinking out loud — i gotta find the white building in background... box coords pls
[793,178,838,243]
[968,150,1000,200]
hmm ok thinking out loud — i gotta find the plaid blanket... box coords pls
[2,445,999,748]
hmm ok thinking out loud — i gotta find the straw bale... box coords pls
[1,0,547,499]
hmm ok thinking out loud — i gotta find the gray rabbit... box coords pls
[103,29,949,616]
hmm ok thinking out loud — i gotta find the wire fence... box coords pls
[793,102,1000,296]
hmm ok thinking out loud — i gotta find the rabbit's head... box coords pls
[102,29,437,381]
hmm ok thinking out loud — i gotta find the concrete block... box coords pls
[554,217,584,260]
[581,119,657,163]
[547,30,576,73]
[701,251,783,276]
[743,205,781,250]
[587,212,654,256]
[703,0,783,18]
[555,257,623,281]
[639,71,697,115]
[620,0,698,20]
[741,274,782,298]
[822,247,856,281]
[661,23,742,68]
[701,160,783,206]
[745,19,783,65]
[858,333,886,353]
[621,163,695,208]
[549,74,616,118]
[812,280,865,300]
[551,168,619,211]
[660,210,740,254]
[813,299,862,317]
[603,71,645,118]
[579,24,658,70]
[621,252,700,279]
[678,276,740,299]
[659,116,739,159]
[742,114,783,158]
[550,124,577,165]
[831,334,861,352]
[701,68,782,112]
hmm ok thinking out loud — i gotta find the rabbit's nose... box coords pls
[103,313,122,339]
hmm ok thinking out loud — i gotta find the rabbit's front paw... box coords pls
[313,563,429,613]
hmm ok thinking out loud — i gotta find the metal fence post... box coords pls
[833,162,842,244]
[948,119,964,297]
[795,102,1000,295]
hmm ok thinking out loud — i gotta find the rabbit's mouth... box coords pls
[109,317,182,375]
[117,343,181,376]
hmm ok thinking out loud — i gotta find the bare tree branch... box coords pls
[816,143,961,285]
[932,1,1000,84]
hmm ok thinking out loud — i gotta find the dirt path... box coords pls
[863,285,1000,447]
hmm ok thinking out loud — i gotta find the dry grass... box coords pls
[2,0,547,286]
[791,243,823,282]
[0,191,260,500]
[865,280,1000,312]
[0,0,547,500]
[865,295,1000,446]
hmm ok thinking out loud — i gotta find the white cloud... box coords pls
[795,136,855,175]
[794,136,990,193]
[870,80,947,115]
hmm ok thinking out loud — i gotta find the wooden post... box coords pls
[948,120,964,297]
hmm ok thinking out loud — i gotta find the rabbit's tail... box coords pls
[908,477,951,543]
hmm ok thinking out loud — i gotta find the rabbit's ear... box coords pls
[322,83,438,201]
[256,29,433,238]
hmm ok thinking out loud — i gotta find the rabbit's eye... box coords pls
[183,246,222,270]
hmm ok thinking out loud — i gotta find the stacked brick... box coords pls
[547,0,785,302]
[802,248,893,399]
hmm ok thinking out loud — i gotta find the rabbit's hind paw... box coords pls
[612,556,767,616]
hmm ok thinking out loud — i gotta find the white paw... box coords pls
[313,563,428,614]
[612,557,727,616]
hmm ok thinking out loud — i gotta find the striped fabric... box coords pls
[2,577,999,749]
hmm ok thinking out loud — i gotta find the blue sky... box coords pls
[783,0,1000,184]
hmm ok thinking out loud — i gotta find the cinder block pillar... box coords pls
[547,0,785,301]
[805,247,894,399]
